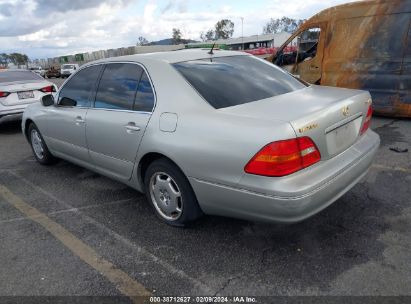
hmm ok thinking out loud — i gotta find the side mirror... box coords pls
[59,97,77,107]
[41,94,55,107]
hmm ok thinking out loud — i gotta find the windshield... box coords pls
[62,65,75,69]
[173,55,307,109]
[0,71,43,83]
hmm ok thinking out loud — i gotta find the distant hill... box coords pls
[147,38,199,46]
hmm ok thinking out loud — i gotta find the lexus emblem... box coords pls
[342,105,349,116]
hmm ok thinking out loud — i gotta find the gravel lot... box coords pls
[0,80,410,302]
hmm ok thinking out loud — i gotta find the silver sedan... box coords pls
[22,50,380,226]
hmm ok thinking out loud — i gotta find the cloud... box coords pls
[161,1,174,14]
[35,0,104,13]
[0,0,133,36]
[0,0,44,36]
[0,3,13,17]
[161,0,188,14]
[0,0,136,57]
[34,0,132,14]
[0,0,359,59]
[18,29,50,41]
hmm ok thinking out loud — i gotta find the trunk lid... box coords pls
[0,80,50,106]
[219,85,371,160]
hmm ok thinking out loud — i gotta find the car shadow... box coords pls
[14,152,409,295]
[0,120,22,135]
[61,165,406,295]
[182,169,407,294]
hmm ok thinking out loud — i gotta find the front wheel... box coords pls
[144,159,203,227]
[28,124,57,165]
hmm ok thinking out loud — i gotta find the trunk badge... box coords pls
[298,123,319,133]
[342,106,350,116]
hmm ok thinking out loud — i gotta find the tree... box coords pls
[263,17,305,34]
[200,19,234,41]
[200,30,215,42]
[8,53,29,66]
[0,53,10,68]
[137,36,149,46]
[172,28,182,44]
[214,19,234,40]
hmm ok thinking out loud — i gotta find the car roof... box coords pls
[306,0,407,24]
[87,49,250,66]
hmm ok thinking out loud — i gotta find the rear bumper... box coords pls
[0,113,23,122]
[0,101,35,114]
[0,107,26,121]
[189,130,380,223]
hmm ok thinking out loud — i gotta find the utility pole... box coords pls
[241,17,244,50]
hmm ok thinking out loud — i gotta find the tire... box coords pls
[144,158,203,227]
[28,123,57,165]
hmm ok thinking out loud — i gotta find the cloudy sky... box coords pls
[0,0,357,59]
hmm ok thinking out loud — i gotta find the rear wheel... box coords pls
[144,158,203,227]
[28,124,57,165]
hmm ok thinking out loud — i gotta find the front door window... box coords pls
[276,27,321,69]
[274,26,323,83]
[297,27,321,63]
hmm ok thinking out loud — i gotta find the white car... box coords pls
[0,70,57,123]
[29,67,46,77]
[60,64,79,78]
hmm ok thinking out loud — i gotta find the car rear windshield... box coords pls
[62,65,74,69]
[173,55,307,109]
[0,71,43,83]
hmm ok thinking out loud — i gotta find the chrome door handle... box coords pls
[75,116,85,125]
[125,122,141,132]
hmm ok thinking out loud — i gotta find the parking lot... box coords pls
[46,77,65,88]
[0,78,410,301]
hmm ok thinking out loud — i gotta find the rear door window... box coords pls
[276,27,321,67]
[134,71,155,112]
[173,55,306,109]
[94,63,143,111]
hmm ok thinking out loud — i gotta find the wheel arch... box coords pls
[24,119,35,141]
[137,152,187,189]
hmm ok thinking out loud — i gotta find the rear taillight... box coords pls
[40,85,56,93]
[244,137,321,177]
[0,91,10,98]
[360,105,373,135]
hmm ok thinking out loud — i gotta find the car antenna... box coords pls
[208,42,216,55]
